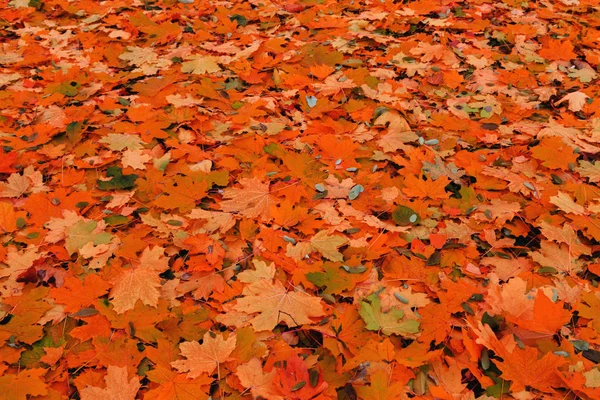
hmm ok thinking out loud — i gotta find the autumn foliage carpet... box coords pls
[1,0,600,398]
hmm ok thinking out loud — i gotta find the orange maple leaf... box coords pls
[496,346,566,392]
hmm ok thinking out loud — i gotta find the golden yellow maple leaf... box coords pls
[110,246,169,313]
[286,230,347,262]
[80,366,140,400]
[549,191,585,215]
[237,259,275,283]
[232,279,325,331]
[171,332,236,379]
[181,55,221,75]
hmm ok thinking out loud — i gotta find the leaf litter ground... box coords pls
[0,0,600,398]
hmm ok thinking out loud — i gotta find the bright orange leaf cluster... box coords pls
[1,0,600,398]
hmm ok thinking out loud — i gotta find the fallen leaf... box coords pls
[80,366,140,400]
[171,332,236,378]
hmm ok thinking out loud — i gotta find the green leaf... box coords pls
[97,166,138,190]
[359,293,420,336]
[55,81,79,97]
[290,381,306,392]
[104,215,129,226]
[306,265,363,295]
[65,220,113,255]
[66,121,83,144]
[341,265,367,274]
[348,184,364,200]
[392,205,420,226]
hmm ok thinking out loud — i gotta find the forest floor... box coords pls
[1,0,600,399]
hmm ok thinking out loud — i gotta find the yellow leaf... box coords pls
[181,56,221,75]
[549,191,585,215]
[110,246,169,313]
[309,230,347,262]
[555,91,589,112]
[171,332,236,379]
[577,161,600,183]
[286,230,348,262]
[374,111,417,153]
[80,366,140,400]
[584,368,600,388]
[237,259,275,283]
[232,279,325,331]
[121,149,151,170]
[538,119,600,154]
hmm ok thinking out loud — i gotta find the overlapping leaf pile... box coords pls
[1,0,600,398]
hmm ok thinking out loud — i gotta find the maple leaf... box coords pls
[110,246,169,313]
[0,166,48,198]
[51,274,111,313]
[584,369,600,388]
[311,72,355,96]
[171,332,236,379]
[531,136,579,170]
[119,46,171,75]
[577,161,600,183]
[65,220,113,256]
[286,230,348,262]
[80,366,140,400]
[538,119,600,154]
[549,191,585,215]
[145,366,211,400]
[181,55,221,75]
[187,209,236,234]
[417,302,453,344]
[402,174,450,199]
[232,279,326,331]
[538,221,590,256]
[237,358,282,400]
[359,293,420,336]
[354,370,405,400]
[0,286,52,344]
[122,149,151,170]
[532,240,583,275]
[509,291,571,334]
[496,346,566,392]
[0,368,48,400]
[275,355,328,399]
[237,259,276,283]
[306,264,366,295]
[555,91,589,112]
[374,111,418,153]
[4,0,600,397]
[539,39,577,61]
[0,246,44,298]
[430,359,468,397]
[220,177,275,219]
[153,175,208,212]
[0,202,17,233]
[99,133,145,151]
